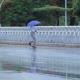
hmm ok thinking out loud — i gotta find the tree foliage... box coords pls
[1,0,36,26]
[0,0,80,26]
[73,0,80,16]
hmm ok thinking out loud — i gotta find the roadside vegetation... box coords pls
[0,0,80,26]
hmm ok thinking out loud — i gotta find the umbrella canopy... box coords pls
[27,20,41,27]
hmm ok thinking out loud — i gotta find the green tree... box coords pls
[1,0,79,26]
[73,0,80,16]
[69,0,80,25]
[1,0,37,26]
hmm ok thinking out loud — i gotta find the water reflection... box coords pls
[31,46,37,72]
[0,45,80,79]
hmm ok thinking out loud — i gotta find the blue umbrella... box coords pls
[27,20,41,31]
[27,20,41,28]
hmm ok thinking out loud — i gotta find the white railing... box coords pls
[0,26,80,44]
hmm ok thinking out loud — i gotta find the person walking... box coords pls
[27,20,41,47]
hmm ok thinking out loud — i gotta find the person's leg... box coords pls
[29,31,33,45]
[32,31,36,47]
[30,31,36,47]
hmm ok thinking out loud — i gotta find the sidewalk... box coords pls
[0,40,80,48]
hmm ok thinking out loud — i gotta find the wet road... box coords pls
[0,45,80,80]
